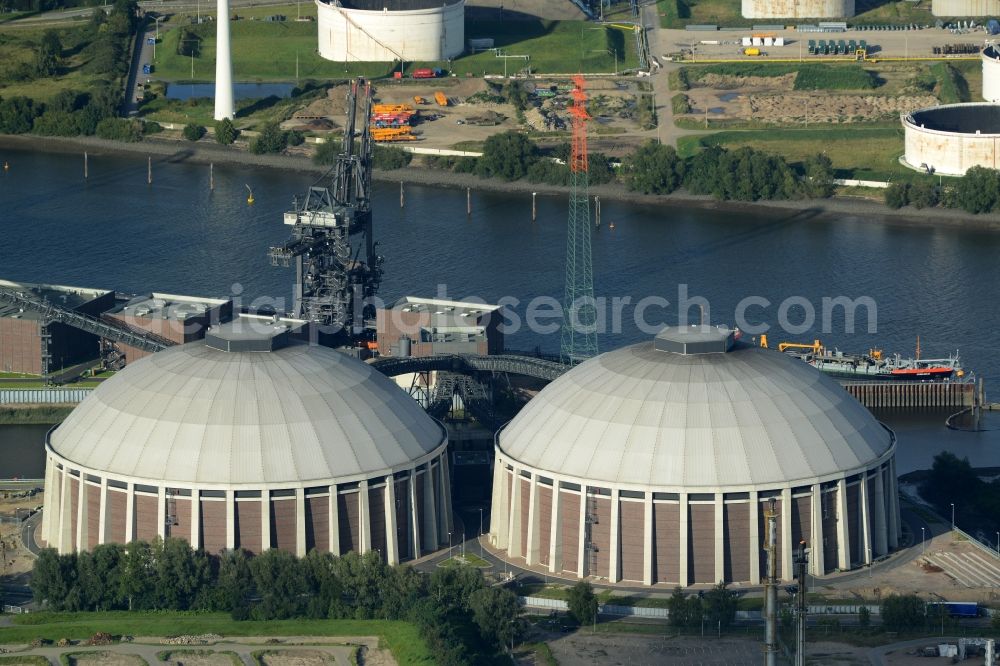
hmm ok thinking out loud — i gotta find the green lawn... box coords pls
[0,24,119,102]
[0,612,433,665]
[152,18,635,82]
[676,127,935,181]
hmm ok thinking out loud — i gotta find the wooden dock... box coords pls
[842,380,978,411]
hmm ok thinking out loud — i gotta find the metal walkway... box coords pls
[370,352,570,382]
[0,288,174,354]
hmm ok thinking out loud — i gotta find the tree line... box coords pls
[31,538,522,665]
[885,166,1000,215]
[423,132,836,203]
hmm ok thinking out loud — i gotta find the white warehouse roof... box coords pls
[499,329,893,489]
[50,340,445,486]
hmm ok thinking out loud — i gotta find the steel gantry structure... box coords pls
[268,78,383,342]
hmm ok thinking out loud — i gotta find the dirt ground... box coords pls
[543,632,765,666]
[682,72,937,124]
[0,488,43,579]
[258,649,337,665]
[289,77,651,153]
[67,651,147,665]
[158,650,241,665]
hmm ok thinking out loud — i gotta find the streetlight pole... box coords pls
[921,527,926,553]
[867,547,872,578]
[951,503,955,530]
[996,532,999,557]
[479,508,484,559]
[448,531,452,560]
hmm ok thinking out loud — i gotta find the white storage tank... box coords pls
[932,0,1000,15]
[902,103,1000,176]
[741,0,854,19]
[983,45,1000,102]
[317,0,465,63]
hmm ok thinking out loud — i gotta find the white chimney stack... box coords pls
[214,0,235,121]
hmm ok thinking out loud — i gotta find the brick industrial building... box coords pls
[41,314,453,562]
[0,279,115,375]
[489,325,900,586]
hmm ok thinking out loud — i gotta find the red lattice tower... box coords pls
[569,74,589,174]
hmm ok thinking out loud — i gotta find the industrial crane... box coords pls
[268,78,383,344]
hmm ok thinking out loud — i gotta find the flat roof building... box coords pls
[0,279,115,375]
[376,296,503,358]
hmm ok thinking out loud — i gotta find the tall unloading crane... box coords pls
[268,78,383,343]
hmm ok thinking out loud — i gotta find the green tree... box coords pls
[0,96,40,134]
[667,586,689,628]
[476,131,537,181]
[566,580,598,626]
[301,550,340,619]
[802,153,835,199]
[881,594,925,632]
[684,595,704,629]
[95,117,143,142]
[703,582,737,630]
[119,540,156,610]
[31,548,70,608]
[952,166,1000,214]
[858,605,871,630]
[469,586,521,650]
[920,451,981,519]
[182,123,206,141]
[286,130,304,147]
[624,140,682,194]
[33,109,80,136]
[884,182,909,210]
[34,29,62,76]
[215,117,238,145]
[373,145,412,170]
[908,180,939,209]
[249,122,287,154]
[154,537,211,610]
[249,548,308,619]
[215,548,253,616]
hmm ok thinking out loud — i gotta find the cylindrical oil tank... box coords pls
[902,103,1000,176]
[932,0,1000,15]
[398,336,412,357]
[316,0,465,63]
[741,0,853,19]
[983,46,1000,102]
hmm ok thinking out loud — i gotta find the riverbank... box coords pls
[0,405,73,425]
[5,133,1000,231]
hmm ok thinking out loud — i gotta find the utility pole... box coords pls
[764,498,779,666]
[794,541,810,666]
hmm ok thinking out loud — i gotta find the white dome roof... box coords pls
[499,338,893,489]
[50,341,445,486]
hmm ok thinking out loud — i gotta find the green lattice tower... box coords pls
[560,75,598,365]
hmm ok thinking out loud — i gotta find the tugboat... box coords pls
[760,336,965,381]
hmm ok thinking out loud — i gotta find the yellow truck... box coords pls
[743,47,761,56]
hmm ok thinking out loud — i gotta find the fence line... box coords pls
[953,526,1000,561]
[0,388,90,404]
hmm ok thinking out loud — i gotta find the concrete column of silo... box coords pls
[781,487,793,581]
[440,453,454,537]
[836,478,850,570]
[860,475,872,566]
[491,460,508,549]
[811,484,825,576]
[260,489,271,552]
[225,490,235,551]
[408,473,420,558]
[359,479,371,553]
[714,495,725,584]
[525,475,540,566]
[576,487,587,578]
[329,484,341,556]
[608,488,620,583]
[98,477,108,545]
[124,481,135,545]
[58,469,71,554]
[296,487,307,558]
[384,478,399,565]
[190,489,201,550]
[156,486,166,541]
[507,471,522,559]
[678,492,689,588]
[423,466,438,549]
[549,483,563,574]
[887,461,900,549]
[749,490,761,585]
[872,469,887,557]
[76,473,86,552]
[41,458,52,542]
[643,492,653,586]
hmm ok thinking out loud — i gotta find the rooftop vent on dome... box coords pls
[653,324,735,355]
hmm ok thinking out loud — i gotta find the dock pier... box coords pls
[842,380,978,411]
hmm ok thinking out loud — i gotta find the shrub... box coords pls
[476,131,536,181]
[372,145,412,170]
[215,118,238,145]
[94,117,143,142]
[286,130,304,147]
[249,122,287,154]
[182,123,205,141]
[625,140,683,194]
[884,182,909,209]
[566,581,598,626]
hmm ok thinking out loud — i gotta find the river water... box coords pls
[1,146,999,477]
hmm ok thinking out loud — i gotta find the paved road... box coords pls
[125,28,156,117]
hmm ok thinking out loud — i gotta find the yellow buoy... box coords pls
[245,184,254,205]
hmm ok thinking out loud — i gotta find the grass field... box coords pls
[685,62,877,90]
[0,612,433,665]
[0,24,118,102]
[152,18,634,82]
[676,127,929,181]
[0,405,73,425]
